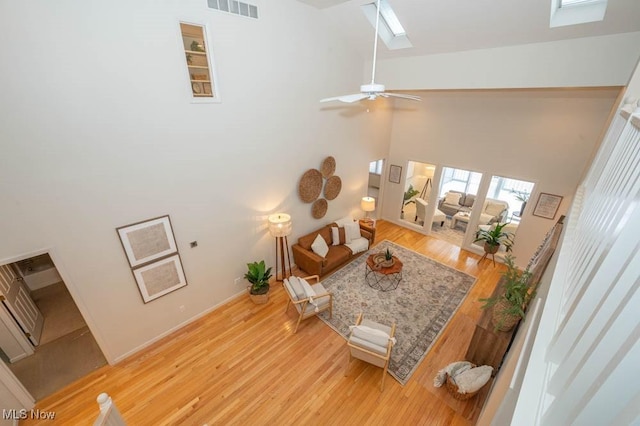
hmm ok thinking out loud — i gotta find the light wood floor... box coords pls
[22,220,506,426]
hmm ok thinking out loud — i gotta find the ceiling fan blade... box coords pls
[320,93,369,103]
[383,93,422,101]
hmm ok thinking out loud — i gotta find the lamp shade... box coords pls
[268,213,292,237]
[361,197,376,212]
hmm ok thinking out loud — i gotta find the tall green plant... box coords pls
[244,260,272,295]
[474,222,514,251]
[480,255,534,328]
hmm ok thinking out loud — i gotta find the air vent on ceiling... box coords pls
[208,0,259,19]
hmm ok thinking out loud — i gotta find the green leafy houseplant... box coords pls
[510,189,531,216]
[385,248,392,261]
[509,189,530,203]
[403,184,420,206]
[244,260,272,296]
[473,222,514,254]
[480,255,533,331]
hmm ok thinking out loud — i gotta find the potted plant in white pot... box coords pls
[244,260,273,304]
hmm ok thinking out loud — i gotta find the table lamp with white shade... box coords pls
[361,197,376,224]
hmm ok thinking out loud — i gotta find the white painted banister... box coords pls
[93,393,126,426]
[511,84,640,425]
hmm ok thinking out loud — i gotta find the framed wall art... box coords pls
[117,215,177,268]
[389,165,402,184]
[532,193,563,220]
[132,254,187,303]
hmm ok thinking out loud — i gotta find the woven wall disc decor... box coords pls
[320,156,336,178]
[311,198,328,219]
[324,175,342,200]
[298,169,323,203]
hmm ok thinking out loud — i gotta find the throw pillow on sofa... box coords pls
[444,192,462,206]
[331,226,347,246]
[334,215,354,227]
[344,221,361,243]
[311,234,329,257]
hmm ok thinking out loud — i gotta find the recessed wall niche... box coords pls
[179,22,219,102]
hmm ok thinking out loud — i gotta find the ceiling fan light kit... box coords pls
[320,0,420,104]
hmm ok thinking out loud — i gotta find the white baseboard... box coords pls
[112,290,247,364]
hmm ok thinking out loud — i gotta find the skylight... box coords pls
[378,0,406,37]
[361,0,412,50]
[550,0,607,27]
[559,0,603,7]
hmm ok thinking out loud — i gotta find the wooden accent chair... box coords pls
[282,275,333,333]
[345,312,396,391]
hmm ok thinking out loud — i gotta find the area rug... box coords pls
[317,240,476,385]
[430,217,465,246]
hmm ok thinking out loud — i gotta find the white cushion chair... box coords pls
[345,313,396,391]
[415,198,446,227]
[481,199,509,224]
[283,275,333,333]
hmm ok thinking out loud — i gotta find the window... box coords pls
[559,0,604,7]
[550,0,607,27]
[361,1,412,50]
[440,167,482,196]
[377,0,406,37]
[369,160,383,175]
[487,176,535,219]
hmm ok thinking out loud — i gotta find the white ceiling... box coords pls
[297,0,640,60]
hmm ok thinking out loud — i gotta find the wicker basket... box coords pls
[445,371,480,401]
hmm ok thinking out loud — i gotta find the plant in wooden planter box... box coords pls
[244,260,272,304]
[480,255,533,331]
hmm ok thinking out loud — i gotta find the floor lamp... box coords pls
[268,213,292,281]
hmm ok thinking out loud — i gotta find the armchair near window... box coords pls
[345,313,396,391]
[283,275,333,333]
[415,198,446,226]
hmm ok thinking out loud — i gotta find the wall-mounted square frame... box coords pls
[132,254,187,303]
[117,215,177,268]
[389,164,402,184]
[532,193,563,220]
[179,21,221,103]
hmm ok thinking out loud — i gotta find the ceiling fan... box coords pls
[320,0,420,104]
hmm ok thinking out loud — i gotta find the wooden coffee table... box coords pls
[365,254,403,291]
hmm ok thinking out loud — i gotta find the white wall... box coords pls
[0,0,393,362]
[381,88,621,267]
[375,32,640,90]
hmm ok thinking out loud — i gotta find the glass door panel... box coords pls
[437,167,483,246]
[400,161,436,227]
[471,175,535,252]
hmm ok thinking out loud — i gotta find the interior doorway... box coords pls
[470,175,535,253]
[367,159,384,219]
[0,253,106,401]
[430,166,483,246]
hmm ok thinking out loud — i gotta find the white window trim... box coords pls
[550,0,607,28]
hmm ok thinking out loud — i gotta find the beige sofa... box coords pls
[292,220,374,277]
[439,191,509,224]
